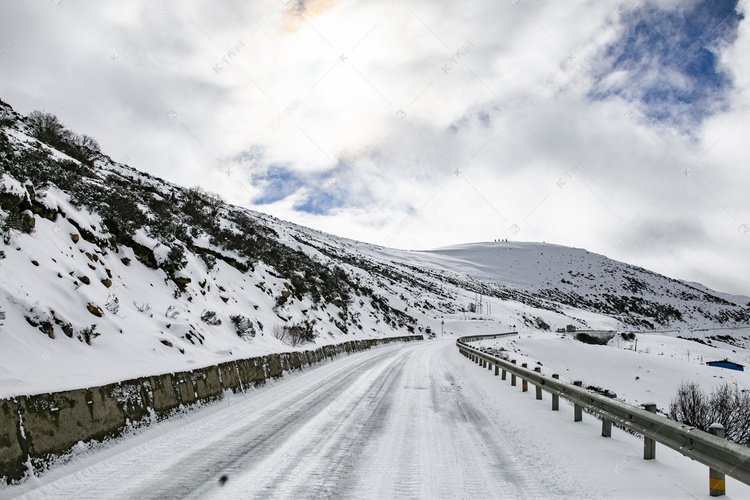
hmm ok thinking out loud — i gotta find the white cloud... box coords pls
[0,0,747,294]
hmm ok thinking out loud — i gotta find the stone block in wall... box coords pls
[218,362,241,393]
[279,353,290,372]
[193,366,222,402]
[172,371,196,406]
[291,352,302,370]
[19,385,125,461]
[301,350,313,366]
[146,374,180,417]
[0,399,26,484]
[266,354,283,379]
[236,358,265,388]
[111,378,149,424]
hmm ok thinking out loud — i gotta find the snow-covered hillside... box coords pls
[0,98,748,398]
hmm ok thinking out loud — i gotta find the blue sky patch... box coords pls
[590,0,743,131]
[251,165,305,205]
[252,159,364,215]
[293,188,344,215]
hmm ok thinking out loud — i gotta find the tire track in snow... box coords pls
[10,344,408,500]
[285,352,404,499]
[128,345,411,500]
[345,340,531,499]
[212,347,407,499]
[7,339,601,499]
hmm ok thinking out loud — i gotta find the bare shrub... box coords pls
[77,324,100,345]
[669,381,709,428]
[669,381,750,447]
[273,321,316,347]
[201,310,222,326]
[230,314,256,339]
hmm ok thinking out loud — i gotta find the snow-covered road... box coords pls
[5,338,749,499]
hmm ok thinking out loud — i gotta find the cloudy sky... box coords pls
[1,0,749,296]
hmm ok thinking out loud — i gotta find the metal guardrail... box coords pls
[457,334,750,496]
[458,331,518,343]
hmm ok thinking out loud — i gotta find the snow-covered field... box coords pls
[4,338,747,500]
[476,327,750,412]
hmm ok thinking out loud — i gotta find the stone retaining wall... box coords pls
[0,335,422,483]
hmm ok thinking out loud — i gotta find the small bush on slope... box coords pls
[273,321,316,347]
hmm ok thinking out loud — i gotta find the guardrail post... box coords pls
[534,367,543,400]
[521,363,528,392]
[708,423,726,496]
[602,418,612,438]
[643,403,657,459]
[573,381,583,421]
[510,360,517,386]
[495,363,499,376]
[552,374,559,410]
[501,367,507,380]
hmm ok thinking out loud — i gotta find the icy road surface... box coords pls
[6,339,749,499]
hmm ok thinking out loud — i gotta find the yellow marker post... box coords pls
[709,424,726,497]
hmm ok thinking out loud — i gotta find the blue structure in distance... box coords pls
[706,359,745,372]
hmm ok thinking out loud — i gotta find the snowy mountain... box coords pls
[0,98,748,398]
[421,242,750,329]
